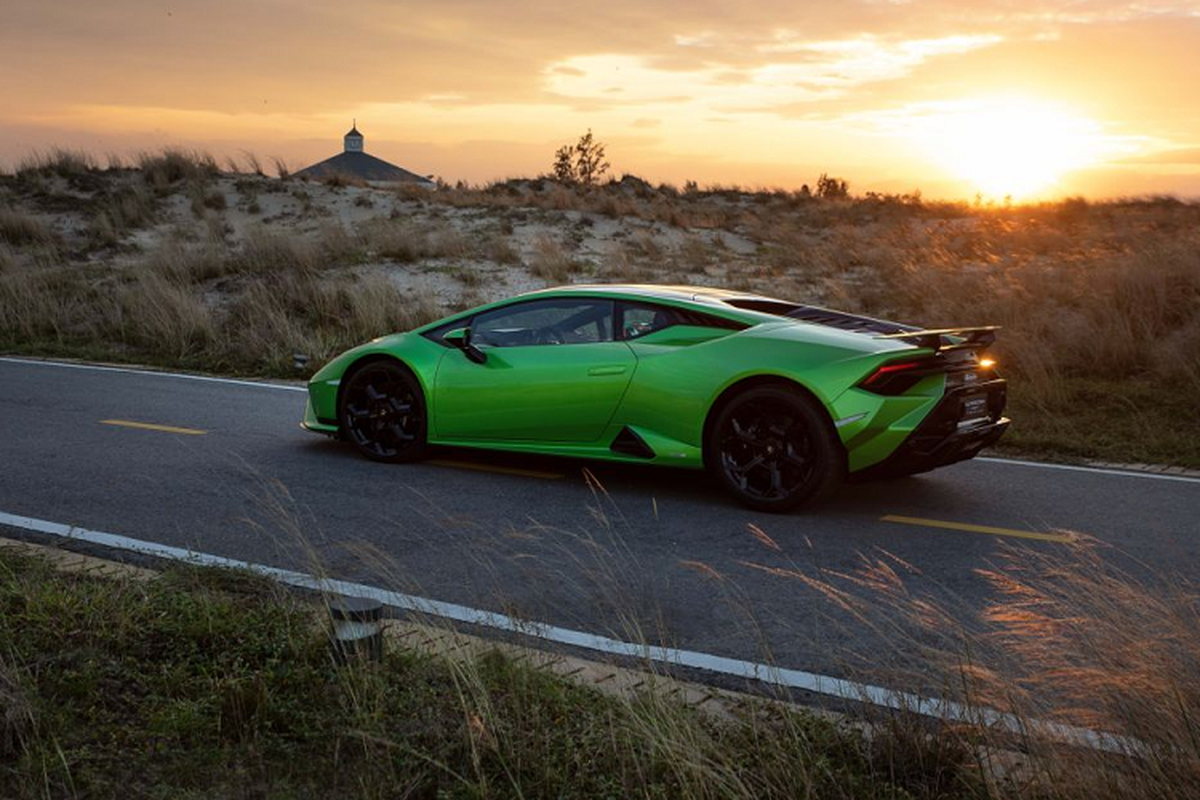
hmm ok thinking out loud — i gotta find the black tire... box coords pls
[339,360,428,463]
[707,386,844,512]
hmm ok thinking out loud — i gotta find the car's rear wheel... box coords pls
[339,360,427,463]
[708,386,843,512]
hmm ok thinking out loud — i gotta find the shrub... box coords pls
[552,129,611,186]
[816,173,849,199]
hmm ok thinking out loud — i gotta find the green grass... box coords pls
[0,548,976,799]
[998,378,1200,468]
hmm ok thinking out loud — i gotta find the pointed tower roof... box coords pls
[294,120,434,186]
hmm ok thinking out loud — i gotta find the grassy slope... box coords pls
[1,150,1198,468]
[0,549,971,800]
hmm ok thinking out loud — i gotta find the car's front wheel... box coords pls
[339,360,428,463]
[708,386,843,512]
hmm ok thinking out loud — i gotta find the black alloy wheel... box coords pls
[339,360,427,463]
[708,386,843,511]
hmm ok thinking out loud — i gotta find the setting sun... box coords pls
[912,98,1115,198]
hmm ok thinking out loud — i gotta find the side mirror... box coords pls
[443,327,487,364]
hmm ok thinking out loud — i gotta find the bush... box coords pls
[816,173,849,199]
[552,130,611,186]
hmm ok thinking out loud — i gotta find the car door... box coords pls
[433,298,636,442]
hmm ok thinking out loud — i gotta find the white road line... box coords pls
[0,357,306,393]
[0,508,1137,755]
[977,456,1200,485]
[5,356,1195,486]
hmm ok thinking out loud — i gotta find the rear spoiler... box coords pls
[874,326,998,353]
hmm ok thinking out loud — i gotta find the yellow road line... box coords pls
[880,514,1074,543]
[100,419,207,436]
[427,458,563,480]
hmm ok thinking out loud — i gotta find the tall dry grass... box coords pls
[528,235,580,282]
[0,224,445,373]
[249,472,1200,800]
[236,474,988,800]
[0,209,57,247]
[15,148,97,179]
[136,148,219,188]
[740,532,1200,800]
[89,183,158,245]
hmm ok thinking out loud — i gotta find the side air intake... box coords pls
[610,427,655,459]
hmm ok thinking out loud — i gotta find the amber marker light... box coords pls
[979,357,996,369]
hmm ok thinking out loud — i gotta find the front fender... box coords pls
[306,333,445,426]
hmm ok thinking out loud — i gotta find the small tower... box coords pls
[344,120,364,153]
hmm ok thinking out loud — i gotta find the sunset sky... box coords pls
[2,0,1199,198]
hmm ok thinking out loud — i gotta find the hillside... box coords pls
[1,149,1198,467]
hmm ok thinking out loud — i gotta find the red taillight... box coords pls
[860,359,934,395]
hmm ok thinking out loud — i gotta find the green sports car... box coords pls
[302,285,1008,510]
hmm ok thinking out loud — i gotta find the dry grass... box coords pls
[528,234,581,282]
[15,148,97,179]
[239,225,321,274]
[0,220,445,374]
[89,183,157,245]
[136,148,219,188]
[0,209,56,246]
[736,531,1200,800]
[271,156,291,180]
[115,270,215,359]
[481,233,521,264]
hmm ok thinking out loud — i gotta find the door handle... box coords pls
[587,365,628,376]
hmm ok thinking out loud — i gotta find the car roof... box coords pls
[411,284,796,335]
[521,283,781,311]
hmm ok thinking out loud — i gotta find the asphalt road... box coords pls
[2,356,1198,695]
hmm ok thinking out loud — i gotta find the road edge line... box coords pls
[977,456,1200,485]
[0,356,306,393]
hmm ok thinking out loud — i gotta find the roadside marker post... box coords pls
[329,596,384,665]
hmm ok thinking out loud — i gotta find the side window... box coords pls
[618,302,681,340]
[472,299,614,347]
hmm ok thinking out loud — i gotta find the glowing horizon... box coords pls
[2,0,1199,199]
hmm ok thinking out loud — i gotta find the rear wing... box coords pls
[874,326,998,353]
